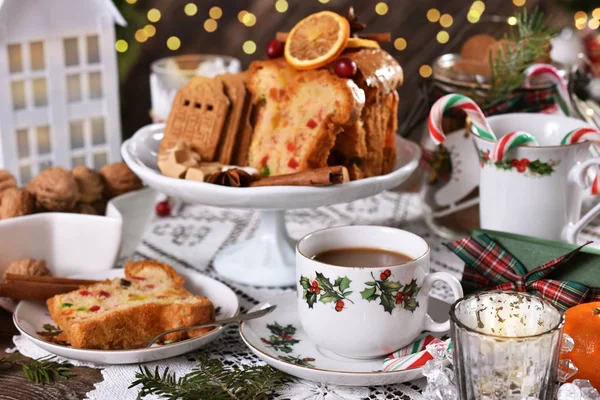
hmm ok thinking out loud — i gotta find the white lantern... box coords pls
[0,0,126,184]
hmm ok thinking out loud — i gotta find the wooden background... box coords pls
[117,0,570,140]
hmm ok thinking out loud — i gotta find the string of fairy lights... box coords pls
[115,0,598,79]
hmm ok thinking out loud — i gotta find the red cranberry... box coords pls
[334,58,357,78]
[383,269,391,277]
[266,40,284,59]
[380,273,388,281]
[155,200,171,217]
[89,305,100,312]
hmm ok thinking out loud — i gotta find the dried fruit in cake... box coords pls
[46,260,215,349]
[0,188,35,219]
[99,162,143,198]
[284,11,350,70]
[345,38,380,49]
[71,166,104,204]
[0,170,17,193]
[3,258,49,282]
[560,302,600,389]
[26,167,80,212]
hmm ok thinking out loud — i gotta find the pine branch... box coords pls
[1,354,73,384]
[484,7,557,109]
[129,355,291,400]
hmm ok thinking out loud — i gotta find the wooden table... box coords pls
[0,309,102,400]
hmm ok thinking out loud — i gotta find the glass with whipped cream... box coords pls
[450,291,565,400]
[150,55,241,122]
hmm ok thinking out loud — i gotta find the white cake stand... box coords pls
[122,123,421,287]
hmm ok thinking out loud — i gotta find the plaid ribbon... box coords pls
[445,234,600,311]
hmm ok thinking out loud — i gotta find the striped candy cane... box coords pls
[428,93,496,145]
[560,127,600,195]
[491,131,539,161]
[524,64,571,116]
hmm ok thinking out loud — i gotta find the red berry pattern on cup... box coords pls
[360,271,421,314]
[299,273,354,310]
[478,149,559,176]
[260,321,316,368]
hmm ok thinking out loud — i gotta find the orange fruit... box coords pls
[560,302,600,389]
[284,11,350,70]
[346,38,380,49]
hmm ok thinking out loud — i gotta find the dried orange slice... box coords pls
[346,38,380,49]
[284,11,350,70]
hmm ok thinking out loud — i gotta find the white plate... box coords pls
[13,269,240,364]
[240,292,450,386]
[121,123,421,209]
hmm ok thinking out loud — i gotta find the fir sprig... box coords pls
[129,355,291,400]
[485,7,557,108]
[0,354,73,384]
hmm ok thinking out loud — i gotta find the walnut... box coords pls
[3,259,50,281]
[0,188,35,219]
[0,170,17,193]
[26,167,80,212]
[71,166,104,204]
[76,202,97,215]
[99,162,143,198]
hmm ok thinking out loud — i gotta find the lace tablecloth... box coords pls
[9,191,507,399]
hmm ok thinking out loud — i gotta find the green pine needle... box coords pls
[129,355,291,400]
[485,7,557,109]
[0,354,73,384]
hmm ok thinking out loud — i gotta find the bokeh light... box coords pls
[275,0,289,13]
[507,16,518,25]
[167,36,181,51]
[589,19,600,30]
[437,31,450,44]
[147,8,161,23]
[209,6,223,20]
[238,10,248,23]
[427,9,440,23]
[243,40,256,54]
[184,3,197,16]
[593,8,600,19]
[135,29,148,43]
[144,24,156,37]
[467,10,481,23]
[394,38,407,51]
[471,1,485,13]
[440,14,453,28]
[318,0,330,3]
[115,40,128,53]
[513,0,526,6]
[125,0,136,4]
[242,12,257,27]
[204,19,218,32]
[375,2,388,16]
[419,65,433,78]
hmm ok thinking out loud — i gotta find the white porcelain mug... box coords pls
[296,225,463,359]
[473,113,600,243]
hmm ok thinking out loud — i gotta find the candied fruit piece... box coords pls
[89,305,100,312]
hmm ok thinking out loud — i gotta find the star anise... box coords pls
[345,7,366,35]
[205,169,256,187]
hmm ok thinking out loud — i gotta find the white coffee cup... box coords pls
[296,225,463,359]
[473,113,600,243]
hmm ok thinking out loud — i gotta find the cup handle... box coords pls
[421,272,464,333]
[562,158,600,243]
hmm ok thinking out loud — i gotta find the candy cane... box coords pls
[524,64,571,116]
[491,131,539,161]
[428,93,496,145]
[560,127,600,145]
[560,127,600,195]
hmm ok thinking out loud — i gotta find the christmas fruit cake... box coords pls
[46,260,215,349]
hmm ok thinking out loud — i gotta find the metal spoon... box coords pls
[132,304,276,349]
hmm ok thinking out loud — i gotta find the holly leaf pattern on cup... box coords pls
[360,271,421,314]
[299,273,353,311]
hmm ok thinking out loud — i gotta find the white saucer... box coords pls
[240,292,450,386]
[13,269,240,364]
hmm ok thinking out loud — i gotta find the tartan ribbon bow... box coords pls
[444,234,598,311]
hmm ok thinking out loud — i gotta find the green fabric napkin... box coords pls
[471,229,600,288]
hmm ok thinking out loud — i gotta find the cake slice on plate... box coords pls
[47,260,215,349]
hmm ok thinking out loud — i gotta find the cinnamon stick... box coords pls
[0,282,82,301]
[275,32,391,43]
[4,273,101,286]
[249,166,349,187]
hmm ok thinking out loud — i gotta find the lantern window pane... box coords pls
[93,152,107,169]
[69,120,85,149]
[39,159,52,171]
[72,155,86,167]
[63,37,79,66]
[11,80,26,110]
[19,165,32,184]
[30,42,45,71]
[66,74,82,103]
[91,118,105,145]
[36,126,52,155]
[88,71,103,99]
[8,44,23,73]
[86,35,100,64]
[16,129,29,159]
[32,78,48,107]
